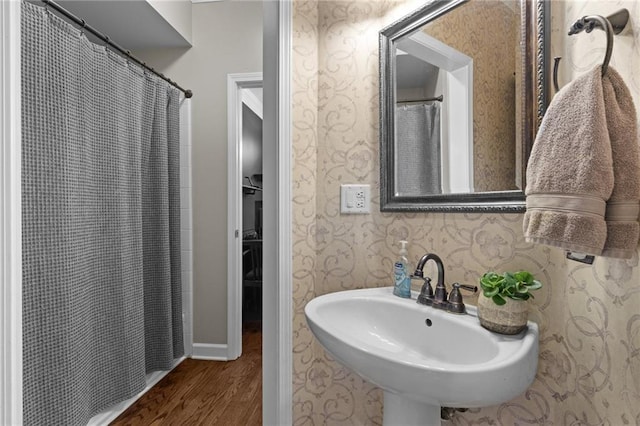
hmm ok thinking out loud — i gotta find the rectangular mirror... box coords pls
[380,0,549,212]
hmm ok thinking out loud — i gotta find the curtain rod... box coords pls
[40,0,193,99]
[397,95,443,104]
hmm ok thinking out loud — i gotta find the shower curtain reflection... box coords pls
[395,102,442,196]
[21,3,182,425]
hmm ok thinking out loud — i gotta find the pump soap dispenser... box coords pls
[393,240,411,298]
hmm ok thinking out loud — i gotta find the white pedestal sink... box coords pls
[305,287,539,426]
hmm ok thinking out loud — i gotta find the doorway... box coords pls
[227,73,263,360]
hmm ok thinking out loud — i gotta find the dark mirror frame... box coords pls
[380,0,549,212]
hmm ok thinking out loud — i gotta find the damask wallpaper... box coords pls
[292,0,640,424]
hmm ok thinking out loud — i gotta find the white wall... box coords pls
[134,1,263,344]
[179,99,194,355]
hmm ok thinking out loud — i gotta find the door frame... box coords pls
[1,1,23,424]
[227,72,263,360]
[263,1,292,423]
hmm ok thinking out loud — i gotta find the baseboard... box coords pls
[86,356,186,426]
[191,343,229,360]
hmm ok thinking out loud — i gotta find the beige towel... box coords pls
[601,67,640,258]
[524,65,640,258]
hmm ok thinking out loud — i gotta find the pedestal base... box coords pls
[382,391,441,426]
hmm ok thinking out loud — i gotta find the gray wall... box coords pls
[148,0,192,44]
[135,1,263,344]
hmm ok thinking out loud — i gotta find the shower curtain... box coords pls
[396,102,442,195]
[21,3,183,425]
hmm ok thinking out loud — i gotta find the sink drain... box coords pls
[425,318,432,327]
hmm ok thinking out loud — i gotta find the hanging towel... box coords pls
[601,68,640,258]
[524,65,639,258]
[524,66,608,255]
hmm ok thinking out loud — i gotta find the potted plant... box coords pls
[477,271,542,335]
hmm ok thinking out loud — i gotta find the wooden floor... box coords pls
[111,326,262,426]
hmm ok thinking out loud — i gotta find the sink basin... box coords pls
[305,287,539,425]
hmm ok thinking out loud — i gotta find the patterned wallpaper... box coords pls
[423,0,518,192]
[292,0,320,420]
[292,0,640,424]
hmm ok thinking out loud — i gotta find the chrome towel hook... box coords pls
[553,9,629,93]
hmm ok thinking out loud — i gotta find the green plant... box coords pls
[479,271,542,306]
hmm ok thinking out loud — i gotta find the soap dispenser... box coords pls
[393,240,411,298]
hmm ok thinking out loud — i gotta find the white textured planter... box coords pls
[477,293,528,335]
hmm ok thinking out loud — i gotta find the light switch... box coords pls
[340,184,370,214]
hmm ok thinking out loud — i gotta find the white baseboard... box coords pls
[86,356,186,426]
[191,343,229,360]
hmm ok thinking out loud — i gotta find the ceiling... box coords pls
[55,1,191,49]
[395,52,440,90]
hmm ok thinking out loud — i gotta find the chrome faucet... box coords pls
[412,253,477,314]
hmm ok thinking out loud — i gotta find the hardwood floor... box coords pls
[111,326,262,426]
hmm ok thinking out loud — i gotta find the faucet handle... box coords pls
[448,283,478,314]
[414,276,434,306]
[454,283,478,293]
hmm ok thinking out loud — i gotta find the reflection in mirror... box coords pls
[380,0,548,212]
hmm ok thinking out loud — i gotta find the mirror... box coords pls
[380,0,548,212]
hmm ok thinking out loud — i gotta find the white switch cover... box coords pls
[340,184,370,214]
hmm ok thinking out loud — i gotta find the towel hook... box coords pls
[569,15,614,76]
[552,56,561,93]
[553,9,629,92]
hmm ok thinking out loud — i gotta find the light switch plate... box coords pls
[340,184,370,214]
